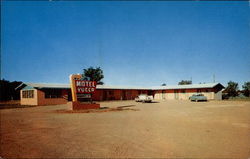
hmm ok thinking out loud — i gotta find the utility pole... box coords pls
[213,74,215,83]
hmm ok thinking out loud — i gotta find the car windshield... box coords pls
[193,94,204,96]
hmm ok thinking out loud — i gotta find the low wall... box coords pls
[37,90,68,106]
[38,98,68,106]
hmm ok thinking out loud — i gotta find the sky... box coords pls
[1,1,250,88]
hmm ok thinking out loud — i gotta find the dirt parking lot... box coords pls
[0,100,250,158]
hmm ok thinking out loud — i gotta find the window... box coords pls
[108,91,114,95]
[197,89,202,93]
[22,90,34,98]
[44,89,62,98]
[181,90,186,93]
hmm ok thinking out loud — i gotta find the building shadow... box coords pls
[117,105,136,109]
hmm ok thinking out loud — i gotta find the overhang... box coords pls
[16,82,224,91]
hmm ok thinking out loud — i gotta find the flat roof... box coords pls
[18,82,224,90]
[152,83,224,90]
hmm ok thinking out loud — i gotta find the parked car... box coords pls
[189,93,207,102]
[135,94,153,103]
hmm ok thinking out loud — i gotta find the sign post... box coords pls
[69,74,100,110]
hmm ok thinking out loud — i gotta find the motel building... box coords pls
[16,82,225,106]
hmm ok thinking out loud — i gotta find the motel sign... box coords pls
[75,80,96,94]
[69,74,100,110]
[69,74,97,102]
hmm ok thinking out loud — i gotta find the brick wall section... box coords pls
[92,90,102,101]
[37,90,68,106]
[154,88,217,100]
[92,89,145,101]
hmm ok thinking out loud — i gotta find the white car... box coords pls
[135,94,153,103]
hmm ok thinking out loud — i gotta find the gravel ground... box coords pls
[0,100,250,158]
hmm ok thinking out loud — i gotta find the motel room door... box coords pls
[174,90,179,100]
[148,90,154,99]
[103,91,108,100]
[122,91,127,100]
[67,90,72,101]
[162,90,166,100]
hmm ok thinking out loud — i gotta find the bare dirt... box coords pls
[0,100,250,158]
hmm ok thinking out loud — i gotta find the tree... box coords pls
[242,81,250,97]
[161,83,166,86]
[178,80,192,85]
[0,79,11,101]
[82,67,104,85]
[0,79,22,101]
[224,81,238,97]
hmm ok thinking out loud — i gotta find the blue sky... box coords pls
[2,1,250,88]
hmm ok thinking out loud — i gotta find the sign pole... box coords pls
[69,74,82,102]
